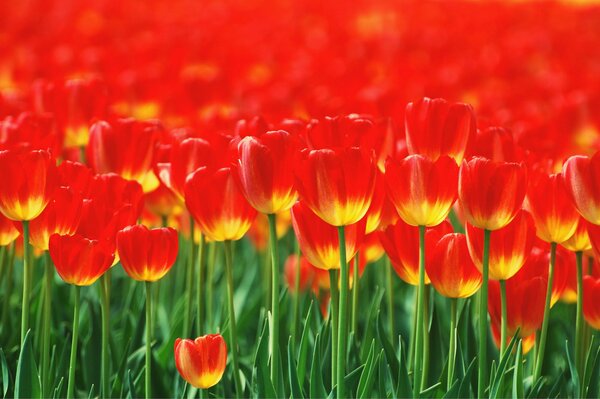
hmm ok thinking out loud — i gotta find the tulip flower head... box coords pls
[563,152,600,225]
[174,334,227,389]
[117,224,178,282]
[583,276,600,330]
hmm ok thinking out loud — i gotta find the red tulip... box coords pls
[0,213,19,246]
[363,171,386,234]
[29,187,83,251]
[49,234,114,286]
[359,232,385,267]
[583,276,600,329]
[458,157,527,231]
[117,224,178,282]
[56,161,93,196]
[561,217,593,253]
[526,172,579,244]
[291,201,365,270]
[0,112,60,154]
[284,254,327,294]
[144,184,183,220]
[379,220,452,285]
[246,212,291,252]
[562,153,600,225]
[174,334,227,389]
[235,130,298,214]
[0,148,57,221]
[427,233,482,298]
[87,118,162,192]
[404,97,475,163]
[467,127,523,162]
[295,147,377,227]
[304,115,374,150]
[466,210,535,280]
[385,154,458,227]
[185,167,257,241]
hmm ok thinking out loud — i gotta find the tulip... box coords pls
[304,114,374,150]
[0,213,19,247]
[87,118,162,192]
[466,210,535,281]
[174,334,227,389]
[57,161,93,196]
[246,212,291,252]
[404,97,475,164]
[583,276,600,330]
[458,156,527,393]
[291,201,365,270]
[562,218,593,253]
[385,154,458,227]
[0,112,60,155]
[562,152,600,225]
[49,233,114,399]
[467,126,523,162]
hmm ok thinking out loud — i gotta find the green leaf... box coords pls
[395,337,412,399]
[126,369,136,399]
[111,339,132,397]
[565,340,580,396]
[585,345,600,398]
[489,331,519,399]
[310,334,327,399]
[52,378,64,399]
[512,340,523,399]
[356,340,375,398]
[0,348,10,398]
[87,384,95,399]
[14,330,41,398]
[287,337,304,399]
[458,358,477,399]
[297,301,315,385]
[376,312,399,388]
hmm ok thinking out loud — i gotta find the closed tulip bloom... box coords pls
[174,334,227,389]
[49,234,115,286]
[466,210,535,280]
[587,223,600,260]
[0,213,19,246]
[291,201,365,270]
[526,172,579,244]
[488,276,546,354]
[514,245,568,306]
[156,137,214,201]
[235,130,298,214]
[117,225,178,282]
[385,154,458,227]
[56,161,93,196]
[185,167,257,241]
[459,157,527,231]
[0,148,57,221]
[87,118,162,192]
[467,127,523,163]
[379,220,452,285]
[295,147,377,227]
[404,97,475,163]
[427,233,482,298]
[561,217,592,252]
[29,187,83,250]
[583,276,600,329]
[363,171,388,234]
[563,153,600,225]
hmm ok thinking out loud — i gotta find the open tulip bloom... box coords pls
[4,3,600,398]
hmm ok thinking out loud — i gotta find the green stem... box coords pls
[183,217,195,336]
[1,244,15,340]
[224,240,242,398]
[206,242,216,330]
[145,282,152,399]
[352,252,359,338]
[197,234,206,335]
[534,242,557,382]
[20,221,31,345]
[413,225,426,397]
[41,254,53,398]
[386,257,395,344]
[477,229,491,398]
[421,285,430,390]
[67,285,81,399]
[575,251,584,378]
[329,269,339,388]
[448,298,458,391]
[499,280,508,357]
[100,272,111,398]
[336,226,348,399]
[267,213,281,393]
[292,243,301,344]
[408,287,417,373]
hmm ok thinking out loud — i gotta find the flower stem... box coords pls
[41,253,53,398]
[534,242,557,382]
[421,285,430,390]
[477,229,491,398]
[408,287,417,373]
[448,298,458,391]
[336,226,348,399]
[329,269,339,388]
[413,225,426,398]
[224,240,242,398]
[352,252,360,338]
[575,251,584,378]
[100,271,111,398]
[145,282,152,399]
[206,242,216,330]
[197,233,206,335]
[67,285,81,399]
[20,220,31,345]
[267,213,281,393]
[499,279,508,357]
[183,217,195,336]
[292,242,301,344]
[386,257,395,344]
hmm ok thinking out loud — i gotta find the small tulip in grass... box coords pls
[174,334,227,390]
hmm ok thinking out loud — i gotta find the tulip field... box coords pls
[3,0,600,398]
